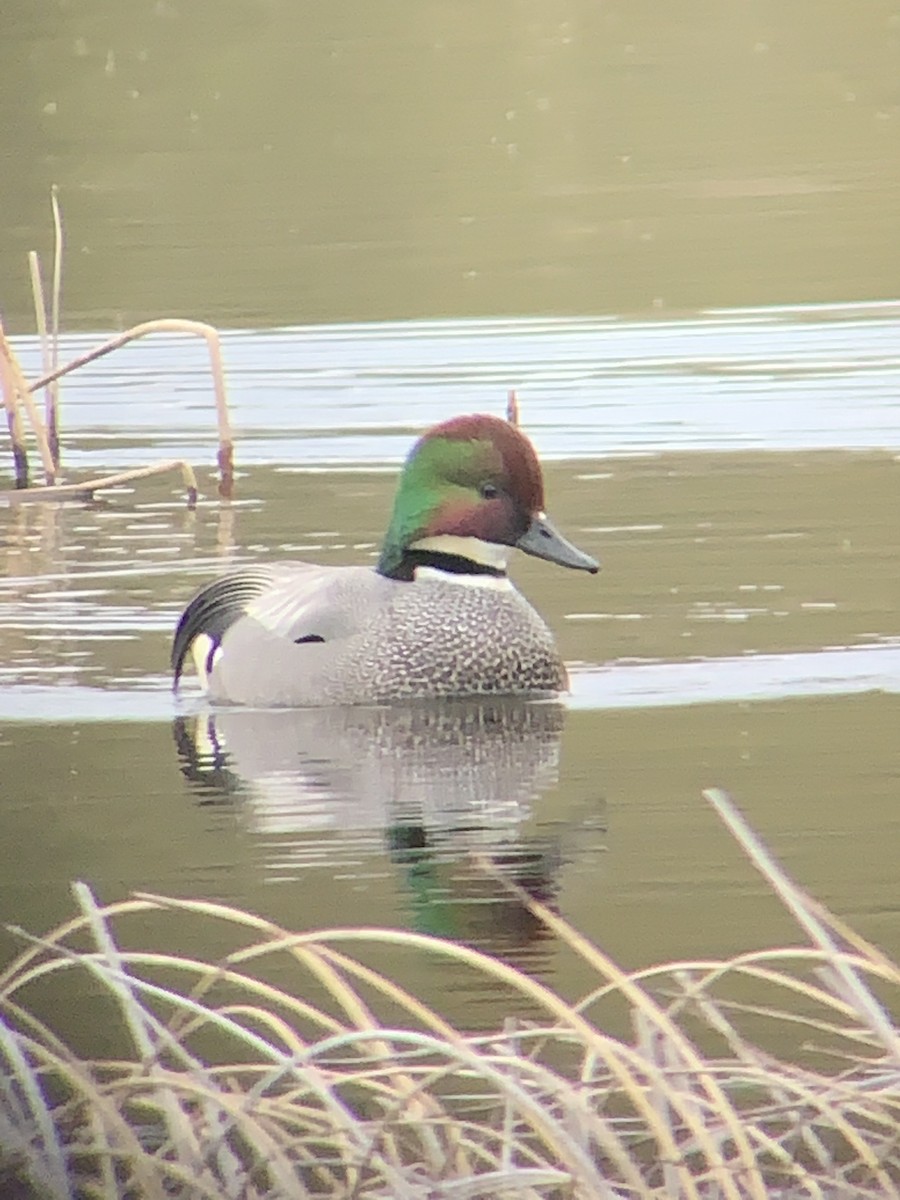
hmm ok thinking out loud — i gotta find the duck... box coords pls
[172,413,599,707]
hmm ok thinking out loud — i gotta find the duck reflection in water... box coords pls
[173,697,592,969]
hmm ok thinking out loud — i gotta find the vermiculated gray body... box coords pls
[194,564,567,707]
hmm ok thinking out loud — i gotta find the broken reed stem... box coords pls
[0,460,198,507]
[28,319,234,498]
[28,252,59,476]
[0,320,56,485]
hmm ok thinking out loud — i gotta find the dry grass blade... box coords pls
[433,1167,571,1196]
[133,895,700,1193]
[471,855,768,1200]
[71,884,213,1180]
[0,1015,69,1198]
[0,794,899,1198]
[704,787,900,1065]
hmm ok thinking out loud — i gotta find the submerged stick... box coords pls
[28,318,234,498]
[0,459,198,507]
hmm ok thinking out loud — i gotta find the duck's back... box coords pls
[207,567,566,706]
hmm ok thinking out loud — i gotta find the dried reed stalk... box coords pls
[27,319,234,498]
[0,320,56,485]
[5,193,219,505]
[49,185,63,466]
[0,460,198,507]
[28,252,55,468]
[0,335,29,488]
[0,792,897,1199]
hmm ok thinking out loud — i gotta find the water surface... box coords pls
[2,311,898,1027]
[3,1,900,328]
[1,0,899,1032]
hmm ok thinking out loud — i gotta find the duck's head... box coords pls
[377,413,599,580]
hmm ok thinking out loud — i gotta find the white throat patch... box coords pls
[410,535,512,589]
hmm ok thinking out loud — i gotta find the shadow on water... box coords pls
[173,698,605,972]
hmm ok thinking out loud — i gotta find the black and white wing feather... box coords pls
[172,567,282,686]
[172,563,373,690]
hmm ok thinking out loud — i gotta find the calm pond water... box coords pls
[0,1,899,1033]
[2,310,899,1028]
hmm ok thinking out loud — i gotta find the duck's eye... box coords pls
[479,482,500,500]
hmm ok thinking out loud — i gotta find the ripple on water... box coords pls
[6,302,900,472]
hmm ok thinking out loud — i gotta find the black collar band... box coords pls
[388,548,507,582]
